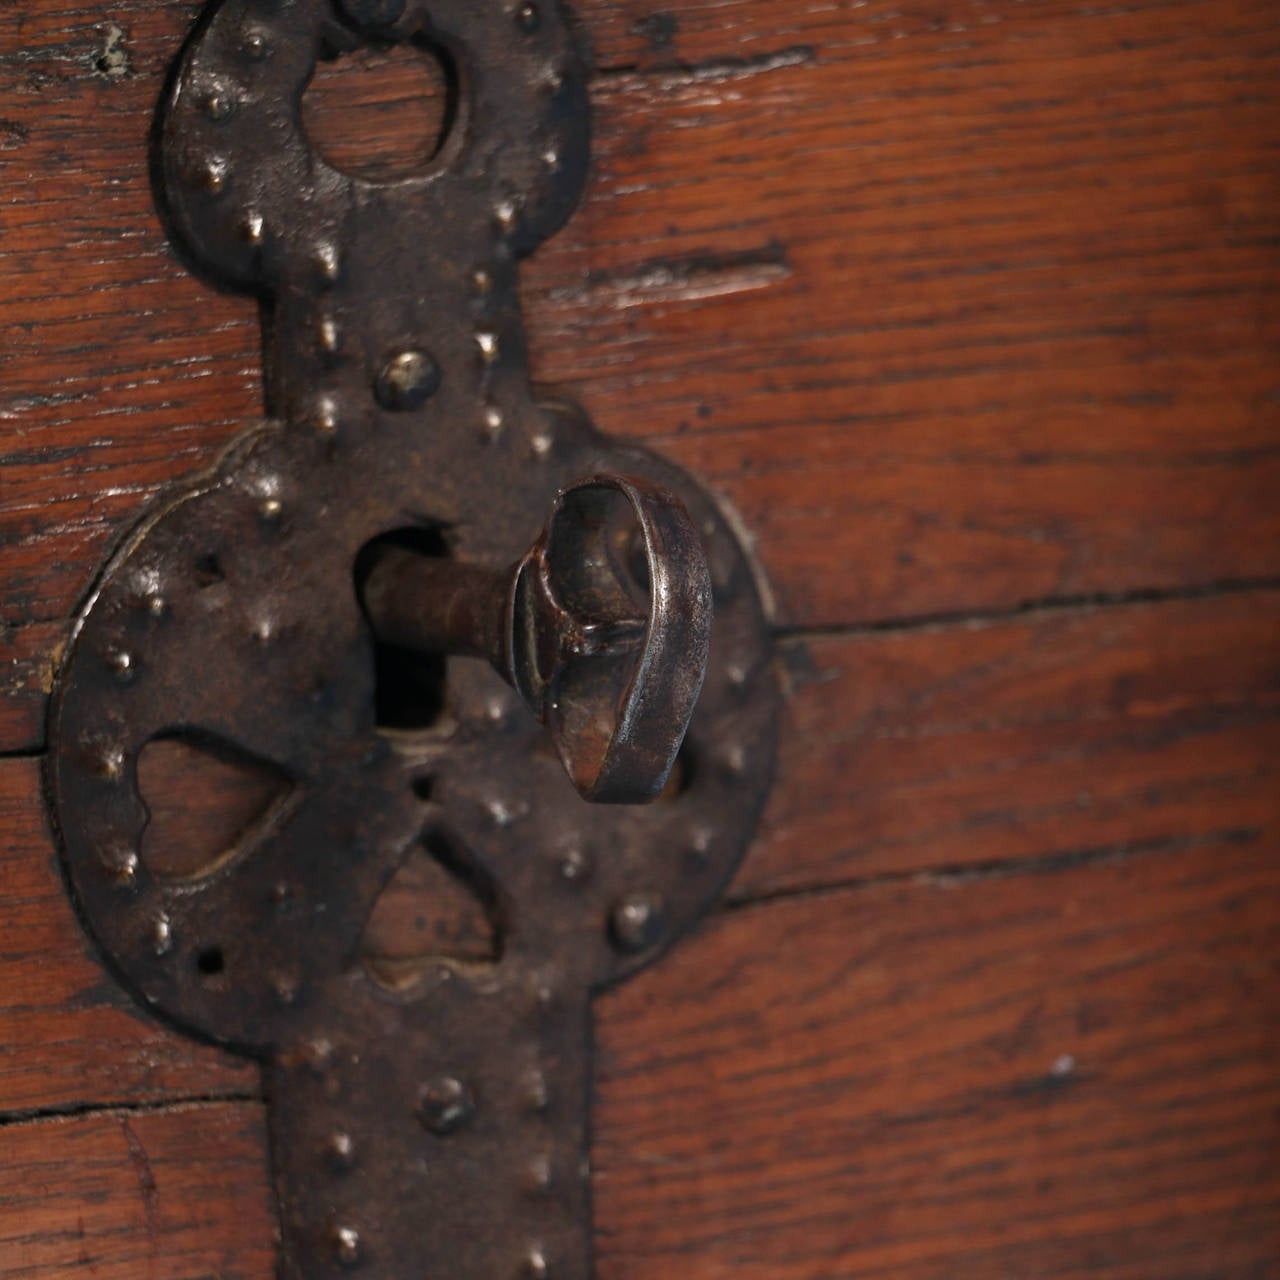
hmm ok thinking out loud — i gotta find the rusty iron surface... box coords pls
[363,472,715,804]
[45,0,780,1275]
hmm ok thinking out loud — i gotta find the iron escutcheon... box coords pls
[46,0,780,1275]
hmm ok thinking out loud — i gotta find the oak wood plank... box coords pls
[536,0,1280,627]
[0,757,258,1114]
[1,0,1278,700]
[0,3,1276,1274]
[1,590,1274,1110]
[756,587,1280,895]
[3,830,1277,1276]
[0,620,56,751]
[591,828,1280,1278]
[0,1102,274,1279]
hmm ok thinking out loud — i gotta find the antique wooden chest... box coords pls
[0,0,1277,1275]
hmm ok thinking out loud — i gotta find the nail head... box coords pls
[376,349,441,411]
[328,1130,356,1170]
[609,893,666,954]
[418,1075,474,1135]
[333,1224,361,1266]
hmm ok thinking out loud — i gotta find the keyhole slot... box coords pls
[355,525,452,731]
[301,38,461,183]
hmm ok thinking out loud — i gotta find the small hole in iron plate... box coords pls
[194,553,225,587]
[196,946,226,978]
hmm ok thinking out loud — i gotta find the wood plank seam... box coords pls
[724,824,1264,910]
[0,822,1264,1127]
[770,574,1280,641]
[0,1092,262,1134]
[7,573,1278,757]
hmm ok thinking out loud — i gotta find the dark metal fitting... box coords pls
[46,0,780,1273]
[361,474,713,804]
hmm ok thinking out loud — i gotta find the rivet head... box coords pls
[609,893,666,954]
[418,1075,474,1135]
[99,840,139,886]
[516,1,541,32]
[524,1245,550,1278]
[559,845,591,883]
[484,692,513,725]
[688,826,714,866]
[530,430,553,460]
[87,744,126,782]
[487,797,517,828]
[315,242,341,286]
[202,87,236,121]
[525,1155,554,1193]
[375,349,440,411]
[494,201,519,233]
[312,395,340,436]
[318,316,341,359]
[472,267,493,294]
[104,648,134,678]
[241,29,272,60]
[152,916,173,956]
[482,404,504,441]
[332,1224,362,1266]
[193,155,228,194]
[259,497,283,521]
[303,1036,334,1076]
[542,148,560,170]
[327,1130,356,1170]
[272,972,299,1005]
[476,330,500,362]
[523,1068,549,1113]
[146,592,167,618]
[723,744,747,777]
[241,211,265,246]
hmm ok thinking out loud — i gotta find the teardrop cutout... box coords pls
[138,731,294,884]
[362,830,502,988]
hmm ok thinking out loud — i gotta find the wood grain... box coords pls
[3,589,1274,1112]
[590,827,1280,1279]
[3,830,1277,1277]
[756,587,1280,895]
[538,0,1280,628]
[0,1102,274,1279]
[2,0,1279,726]
[0,757,256,1114]
[1,0,1278,1273]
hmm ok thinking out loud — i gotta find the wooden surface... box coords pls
[3,831,1278,1278]
[2,0,1279,660]
[1,0,1278,1275]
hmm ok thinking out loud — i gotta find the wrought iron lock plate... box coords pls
[46,0,779,1275]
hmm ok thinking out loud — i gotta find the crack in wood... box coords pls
[547,243,792,308]
[598,43,817,84]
